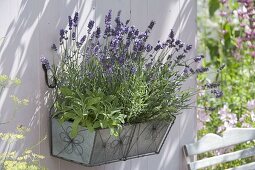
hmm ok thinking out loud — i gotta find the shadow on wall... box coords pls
[0,0,78,162]
[0,0,195,169]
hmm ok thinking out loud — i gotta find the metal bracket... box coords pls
[42,64,57,88]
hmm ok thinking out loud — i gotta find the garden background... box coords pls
[0,0,196,170]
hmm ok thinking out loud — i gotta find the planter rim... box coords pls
[51,115,176,131]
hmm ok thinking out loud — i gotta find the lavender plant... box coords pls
[42,10,217,137]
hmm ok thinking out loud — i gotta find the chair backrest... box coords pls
[183,128,255,170]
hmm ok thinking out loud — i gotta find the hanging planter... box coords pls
[50,117,174,166]
[41,10,216,166]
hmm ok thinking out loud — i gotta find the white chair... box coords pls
[183,128,255,170]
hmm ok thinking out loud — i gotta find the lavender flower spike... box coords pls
[60,29,65,41]
[40,56,50,70]
[148,21,155,30]
[68,16,73,30]
[73,12,79,27]
[146,44,153,52]
[95,27,101,38]
[51,44,57,51]
[87,20,95,33]
[105,10,112,25]
[169,29,175,39]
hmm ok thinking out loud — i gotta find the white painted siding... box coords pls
[0,0,196,170]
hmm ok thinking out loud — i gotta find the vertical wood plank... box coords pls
[60,160,97,170]
[95,0,131,28]
[179,0,197,169]
[0,0,23,155]
[130,0,148,31]
[0,0,41,159]
[38,0,79,169]
[147,0,180,44]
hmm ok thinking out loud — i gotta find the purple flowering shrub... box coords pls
[42,10,215,137]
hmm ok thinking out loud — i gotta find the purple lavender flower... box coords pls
[162,43,168,49]
[125,39,131,48]
[194,56,202,62]
[72,32,76,40]
[189,68,195,74]
[51,44,57,51]
[177,54,186,60]
[175,40,181,45]
[179,42,184,48]
[118,55,125,65]
[115,10,121,26]
[145,62,152,69]
[73,12,79,27]
[87,20,95,33]
[104,25,112,37]
[183,66,189,74]
[134,29,139,37]
[169,29,175,39]
[80,35,86,45]
[68,16,73,30]
[133,39,144,52]
[196,67,209,73]
[110,38,120,51]
[40,56,50,70]
[96,27,101,38]
[107,67,113,74]
[105,10,112,25]
[205,82,220,89]
[130,66,137,74]
[124,26,129,34]
[125,20,130,25]
[76,42,80,48]
[138,32,148,41]
[211,89,223,98]
[146,44,153,52]
[60,29,65,42]
[218,64,226,71]
[94,45,99,54]
[64,30,68,40]
[184,45,192,53]
[127,30,133,40]
[154,41,162,51]
[148,20,155,30]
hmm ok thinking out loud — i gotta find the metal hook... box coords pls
[42,64,57,88]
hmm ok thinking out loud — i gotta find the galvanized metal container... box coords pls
[51,117,175,166]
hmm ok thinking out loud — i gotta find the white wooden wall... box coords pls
[0,0,196,170]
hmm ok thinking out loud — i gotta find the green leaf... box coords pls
[86,122,94,132]
[87,97,101,106]
[60,86,74,96]
[99,120,108,128]
[110,109,121,115]
[93,121,101,129]
[209,0,220,17]
[70,117,82,138]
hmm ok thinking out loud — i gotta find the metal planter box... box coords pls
[51,117,175,166]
